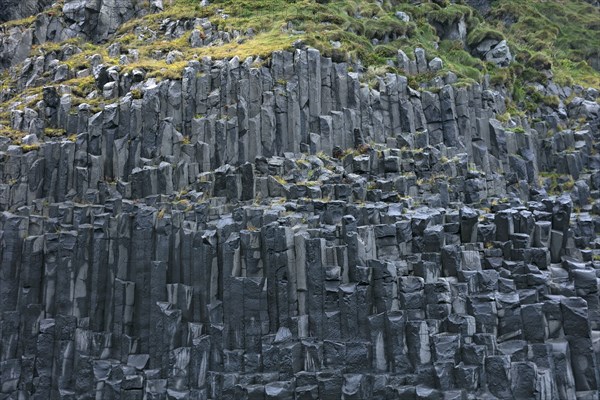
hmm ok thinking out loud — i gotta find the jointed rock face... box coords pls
[1,1,600,400]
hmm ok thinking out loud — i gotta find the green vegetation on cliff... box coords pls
[0,0,599,138]
[128,0,598,87]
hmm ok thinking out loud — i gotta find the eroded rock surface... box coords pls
[0,4,599,399]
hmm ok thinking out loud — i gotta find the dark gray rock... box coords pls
[0,0,53,22]
[0,39,597,400]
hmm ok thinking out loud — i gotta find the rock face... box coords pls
[430,15,467,44]
[0,0,147,62]
[0,0,54,23]
[474,39,512,67]
[62,0,142,41]
[0,26,33,69]
[0,6,600,398]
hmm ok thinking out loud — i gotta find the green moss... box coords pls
[430,40,483,82]
[466,26,505,47]
[539,172,576,194]
[273,175,287,185]
[360,64,395,88]
[527,52,552,71]
[32,38,81,54]
[93,0,600,90]
[120,0,423,68]
[0,126,26,143]
[529,90,560,109]
[1,0,597,121]
[427,4,473,25]
[68,76,96,98]
[507,126,525,134]
[489,0,599,88]
[553,58,600,88]
[21,144,40,153]
[495,112,511,124]
[44,128,67,138]
[1,15,36,29]
[542,95,560,108]
[361,14,413,40]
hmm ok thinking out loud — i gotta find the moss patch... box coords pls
[490,0,600,87]
[0,0,598,131]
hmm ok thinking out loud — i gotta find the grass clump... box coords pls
[527,52,552,71]
[436,40,484,82]
[539,172,575,194]
[44,128,66,138]
[489,0,599,88]
[466,26,505,47]
[2,15,36,29]
[68,0,600,91]
[69,76,96,98]
[428,4,473,25]
[529,90,560,109]
[507,126,525,134]
[21,143,41,153]
[1,0,597,119]
[0,126,26,143]
[131,88,143,99]
[273,175,287,185]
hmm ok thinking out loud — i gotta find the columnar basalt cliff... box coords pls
[1,1,600,399]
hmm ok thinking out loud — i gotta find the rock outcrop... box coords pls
[0,2,599,400]
[62,0,146,42]
[473,39,512,68]
[0,0,54,23]
[0,46,599,399]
